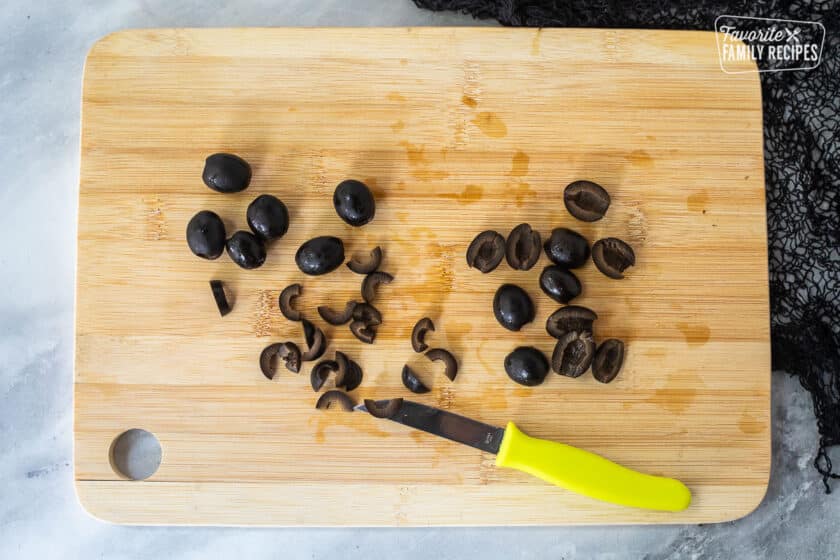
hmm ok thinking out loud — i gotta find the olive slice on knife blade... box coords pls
[364,398,404,419]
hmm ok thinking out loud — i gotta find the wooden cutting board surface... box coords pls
[75,28,769,525]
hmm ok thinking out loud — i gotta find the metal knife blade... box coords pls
[355,399,505,454]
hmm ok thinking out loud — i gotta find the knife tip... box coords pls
[353,403,368,412]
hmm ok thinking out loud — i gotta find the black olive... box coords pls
[310,360,341,391]
[352,303,382,326]
[279,284,302,322]
[592,339,625,383]
[425,348,458,381]
[315,390,355,411]
[209,280,232,317]
[186,210,226,259]
[343,359,364,391]
[361,271,394,303]
[364,398,403,419]
[401,364,431,393]
[564,180,611,222]
[202,153,251,193]
[333,179,375,226]
[317,301,357,325]
[505,223,541,271]
[347,246,382,275]
[466,230,505,273]
[295,236,345,276]
[260,342,301,378]
[226,231,266,269]
[300,319,327,362]
[592,238,636,279]
[350,320,376,344]
[543,228,590,269]
[539,266,582,304]
[246,194,289,241]
[493,284,535,331]
[552,331,595,378]
[546,305,597,339]
[411,317,435,353]
[504,347,550,386]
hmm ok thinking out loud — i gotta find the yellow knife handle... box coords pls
[495,422,691,512]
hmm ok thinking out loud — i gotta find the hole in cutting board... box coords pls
[109,429,162,480]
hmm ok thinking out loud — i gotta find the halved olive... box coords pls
[352,303,382,326]
[493,284,535,332]
[187,210,226,260]
[425,348,458,381]
[539,266,581,304]
[260,342,301,378]
[318,301,357,325]
[226,231,267,269]
[344,359,364,391]
[552,331,595,378]
[364,398,404,419]
[202,153,251,193]
[316,390,355,411]
[279,284,302,321]
[310,359,341,391]
[504,347,549,386]
[543,228,589,269]
[362,271,394,303]
[350,320,376,344]
[505,223,541,271]
[411,317,435,353]
[301,319,327,362]
[295,236,345,276]
[546,305,597,339]
[466,230,505,273]
[247,194,289,241]
[592,238,636,279]
[347,246,382,275]
[592,339,625,383]
[334,179,376,227]
[401,364,431,393]
[564,180,611,222]
[209,280,232,317]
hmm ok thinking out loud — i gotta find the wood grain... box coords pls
[75,28,769,525]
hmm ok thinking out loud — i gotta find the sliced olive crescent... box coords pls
[401,364,431,394]
[425,348,458,381]
[209,280,232,317]
[279,284,302,321]
[344,359,364,391]
[564,180,611,222]
[352,303,382,326]
[466,230,505,273]
[316,390,355,411]
[347,246,383,275]
[260,342,301,379]
[592,238,636,279]
[552,331,595,378]
[310,359,341,391]
[349,320,376,344]
[411,317,435,353]
[362,271,394,303]
[301,319,327,361]
[505,223,542,271]
[592,339,625,383]
[546,305,598,339]
[318,301,357,326]
[364,398,404,419]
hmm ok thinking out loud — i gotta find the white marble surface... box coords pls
[1,1,837,558]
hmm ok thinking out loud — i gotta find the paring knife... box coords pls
[356,399,691,512]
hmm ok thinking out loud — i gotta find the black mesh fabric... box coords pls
[415,0,840,492]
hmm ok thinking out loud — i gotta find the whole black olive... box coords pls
[505,223,541,271]
[202,153,251,193]
[539,266,582,304]
[504,346,549,386]
[295,236,345,276]
[544,228,590,269]
[226,231,266,269]
[247,194,289,241]
[333,179,375,227]
[466,230,505,273]
[592,338,625,383]
[592,238,636,279]
[186,210,226,259]
[564,180,611,222]
[493,284,535,331]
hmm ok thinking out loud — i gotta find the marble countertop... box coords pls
[1,1,836,558]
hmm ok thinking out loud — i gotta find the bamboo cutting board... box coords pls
[75,28,769,525]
